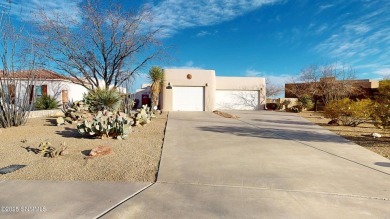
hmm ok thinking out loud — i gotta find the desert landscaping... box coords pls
[300,111,390,158]
[0,113,167,182]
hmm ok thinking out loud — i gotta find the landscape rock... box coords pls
[328,119,339,125]
[88,145,113,157]
[56,117,65,126]
[371,133,382,138]
[59,147,69,156]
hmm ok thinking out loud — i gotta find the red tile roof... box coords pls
[0,69,73,80]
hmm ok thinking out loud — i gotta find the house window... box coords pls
[29,85,47,103]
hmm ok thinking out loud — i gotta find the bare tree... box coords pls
[0,10,37,128]
[286,64,360,110]
[265,78,284,98]
[35,0,165,90]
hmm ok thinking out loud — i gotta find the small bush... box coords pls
[372,100,390,131]
[288,105,302,113]
[34,95,61,110]
[297,95,313,110]
[84,88,123,113]
[281,99,291,110]
[324,98,373,127]
[266,103,280,110]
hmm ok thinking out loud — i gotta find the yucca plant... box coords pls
[148,66,164,111]
[84,87,123,113]
[34,95,61,110]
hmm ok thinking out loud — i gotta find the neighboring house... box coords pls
[157,69,266,111]
[134,84,152,108]
[0,69,89,106]
[285,78,379,110]
[285,78,379,99]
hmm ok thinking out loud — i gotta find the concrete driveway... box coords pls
[103,111,390,218]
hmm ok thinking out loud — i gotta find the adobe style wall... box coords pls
[161,69,216,111]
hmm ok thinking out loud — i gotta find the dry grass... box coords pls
[0,113,168,182]
[299,111,390,158]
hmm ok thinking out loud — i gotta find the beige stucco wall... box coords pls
[216,77,266,108]
[161,69,266,111]
[216,77,265,90]
[161,69,216,111]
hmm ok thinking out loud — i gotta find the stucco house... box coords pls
[135,69,266,111]
[1,69,89,105]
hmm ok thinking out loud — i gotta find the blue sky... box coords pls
[1,0,390,92]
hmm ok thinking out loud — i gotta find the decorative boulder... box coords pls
[88,146,113,157]
[371,133,381,138]
[56,117,65,126]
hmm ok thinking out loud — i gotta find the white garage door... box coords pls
[215,90,259,110]
[172,87,204,111]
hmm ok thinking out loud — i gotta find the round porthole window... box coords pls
[187,74,192,79]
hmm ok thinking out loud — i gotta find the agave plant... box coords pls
[34,95,61,110]
[84,87,123,113]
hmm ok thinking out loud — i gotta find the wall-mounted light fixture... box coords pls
[166,82,172,89]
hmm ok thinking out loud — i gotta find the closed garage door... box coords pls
[172,87,204,111]
[215,90,259,110]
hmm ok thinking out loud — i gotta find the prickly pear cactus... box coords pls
[63,101,91,123]
[132,105,155,126]
[77,110,134,139]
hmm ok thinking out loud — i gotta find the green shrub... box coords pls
[372,100,390,131]
[324,98,373,127]
[297,95,313,110]
[34,95,61,110]
[84,88,123,113]
[371,80,390,131]
[281,99,291,110]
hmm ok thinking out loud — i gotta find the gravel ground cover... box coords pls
[0,113,168,182]
[299,111,390,159]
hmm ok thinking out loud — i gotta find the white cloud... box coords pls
[314,2,390,67]
[144,0,281,38]
[164,60,204,69]
[343,24,371,34]
[245,69,290,85]
[375,68,390,77]
[245,69,263,77]
[315,24,328,34]
[196,30,219,37]
[319,4,334,11]
[0,0,83,24]
[196,31,211,37]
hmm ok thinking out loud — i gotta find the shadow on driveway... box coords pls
[251,118,316,126]
[375,162,390,167]
[197,125,353,144]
